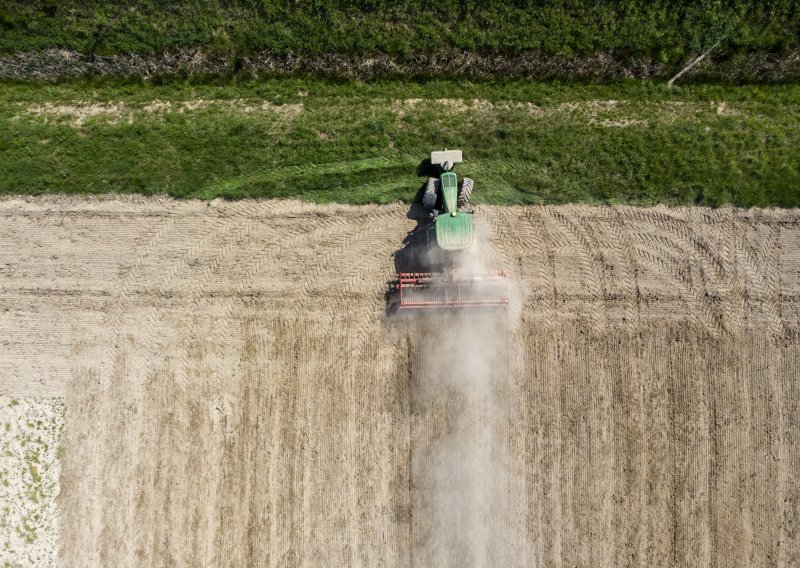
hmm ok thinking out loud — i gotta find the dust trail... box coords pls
[409,240,529,566]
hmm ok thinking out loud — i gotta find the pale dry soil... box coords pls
[13,99,304,126]
[0,396,63,567]
[0,196,799,567]
[14,97,735,129]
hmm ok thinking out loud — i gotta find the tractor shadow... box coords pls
[385,158,437,316]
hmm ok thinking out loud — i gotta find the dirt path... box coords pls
[0,197,798,566]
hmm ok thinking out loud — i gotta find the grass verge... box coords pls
[1,78,799,207]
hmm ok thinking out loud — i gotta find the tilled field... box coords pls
[1,197,799,567]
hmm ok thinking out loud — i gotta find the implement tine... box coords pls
[395,271,508,309]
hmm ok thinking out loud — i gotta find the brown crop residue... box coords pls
[21,102,126,126]
[17,99,303,126]
[390,97,741,127]
[0,197,798,566]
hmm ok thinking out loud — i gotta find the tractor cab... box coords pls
[434,210,474,251]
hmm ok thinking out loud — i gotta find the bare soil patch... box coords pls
[0,197,798,566]
[389,98,740,127]
[16,99,303,126]
[0,396,63,567]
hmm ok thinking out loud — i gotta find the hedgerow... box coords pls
[1,1,798,61]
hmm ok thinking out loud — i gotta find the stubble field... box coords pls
[1,196,799,566]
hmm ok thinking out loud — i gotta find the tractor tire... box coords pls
[423,177,439,209]
[458,177,474,207]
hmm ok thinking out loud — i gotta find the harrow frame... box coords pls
[395,270,509,310]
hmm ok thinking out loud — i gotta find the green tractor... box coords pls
[422,149,475,268]
[395,150,508,310]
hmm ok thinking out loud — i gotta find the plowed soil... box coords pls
[1,196,799,567]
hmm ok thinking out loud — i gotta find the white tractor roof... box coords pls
[430,149,462,166]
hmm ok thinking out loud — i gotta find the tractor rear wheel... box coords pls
[423,177,439,209]
[458,177,474,207]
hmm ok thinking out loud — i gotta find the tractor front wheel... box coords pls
[423,177,439,209]
[458,177,474,207]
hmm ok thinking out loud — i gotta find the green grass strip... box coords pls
[1,79,798,207]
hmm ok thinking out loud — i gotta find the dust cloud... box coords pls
[408,239,530,566]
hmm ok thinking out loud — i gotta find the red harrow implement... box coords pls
[395,271,509,310]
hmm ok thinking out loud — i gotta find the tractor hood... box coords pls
[440,171,459,213]
[435,212,475,250]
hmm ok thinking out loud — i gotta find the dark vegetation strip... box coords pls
[3,48,800,84]
[2,1,800,82]
[1,79,799,208]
